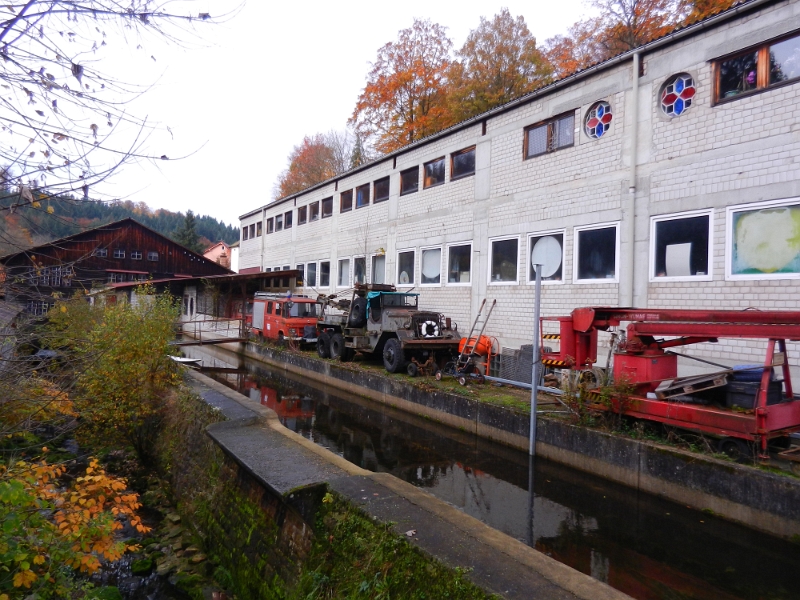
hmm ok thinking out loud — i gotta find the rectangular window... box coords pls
[322,196,333,218]
[266,218,274,234]
[397,250,415,286]
[257,221,263,236]
[447,243,471,284]
[650,212,711,280]
[296,263,304,285]
[356,184,370,208]
[242,227,248,241]
[450,146,476,180]
[113,249,125,259]
[284,211,293,228]
[309,202,320,222]
[93,248,108,257]
[423,157,445,188]
[307,262,317,287]
[147,251,159,261]
[276,215,284,231]
[400,167,419,195]
[340,190,353,212]
[63,266,73,287]
[528,231,565,283]
[524,112,575,158]
[574,224,619,282]
[320,261,330,287]
[726,199,800,279]
[371,254,386,284]
[421,247,441,285]
[338,258,350,287]
[354,256,366,285]
[373,177,390,203]
[131,251,142,260]
[715,32,800,102]
[298,206,307,225]
[249,224,255,238]
[489,237,519,284]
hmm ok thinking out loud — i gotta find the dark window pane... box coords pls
[341,190,353,212]
[257,222,263,236]
[719,52,758,99]
[309,202,320,221]
[322,197,333,218]
[374,177,390,202]
[285,211,293,228]
[770,36,800,84]
[398,251,415,284]
[423,158,445,188]
[451,147,475,179]
[553,115,574,149]
[447,244,471,283]
[577,227,617,280]
[298,206,307,224]
[320,261,330,287]
[491,239,518,282]
[356,184,370,208]
[266,219,273,234]
[400,167,419,195]
[307,262,317,287]
[354,257,366,284]
[275,215,283,231]
[527,124,547,157]
[654,215,709,277]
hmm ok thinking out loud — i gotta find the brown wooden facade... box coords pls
[0,218,231,313]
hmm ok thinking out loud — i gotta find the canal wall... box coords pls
[232,340,800,540]
[182,370,630,600]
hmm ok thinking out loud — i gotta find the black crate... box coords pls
[724,380,783,409]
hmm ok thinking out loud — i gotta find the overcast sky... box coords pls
[105,0,594,226]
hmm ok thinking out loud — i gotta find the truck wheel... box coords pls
[407,362,418,377]
[330,333,347,360]
[317,332,331,358]
[348,297,368,328]
[383,338,404,373]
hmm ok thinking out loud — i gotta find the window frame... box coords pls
[340,189,353,213]
[296,263,305,286]
[423,157,446,189]
[419,245,443,287]
[396,248,416,287]
[337,257,350,288]
[526,229,566,285]
[450,146,476,181]
[306,261,317,287]
[131,251,142,260]
[147,251,159,262]
[275,214,283,231]
[488,235,521,286]
[113,249,125,259]
[321,196,333,218]
[284,210,293,229]
[309,201,320,222]
[725,197,800,281]
[356,184,370,209]
[373,176,390,203]
[572,222,621,284]
[353,255,367,285]
[242,227,248,241]
[400,166,419,196]
[93,248,108,257]
[319,260,331,287]
[249,224,255,238]
[370,253,386,285]
[257,221,263,236]
[266,218,274,234]
[298,206,307,225]
[649,210,713,282]
[713,31,800,105]
[523,110,576,159]
[445,241,472,286]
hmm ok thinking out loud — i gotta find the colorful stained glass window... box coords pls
[661,74,695,116]
[584,101,613,139]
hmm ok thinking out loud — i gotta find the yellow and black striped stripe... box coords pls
[542,334,561,340]
[542,358,568,367]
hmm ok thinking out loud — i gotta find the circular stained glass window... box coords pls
[661,74,695,116]
[585,101,613,139]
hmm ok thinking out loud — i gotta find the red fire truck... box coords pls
[251,292,318,344]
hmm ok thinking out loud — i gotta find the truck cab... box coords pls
[251,292,318,344]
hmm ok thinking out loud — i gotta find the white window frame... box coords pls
[370,253,386,285]
[649,209,713,282]
[445,241,473,286]
[113,249,125,259]
[337,257,351,288]
[572,222,620,284]
[526,229,566,285]
[131,251,142,260]
[305,261,318,288]
[353,255,367,285]
[488,235,521,286]
[726,197,800,281]
[319,260,331,288]
[420,245,443,287]
[396,248,416,287]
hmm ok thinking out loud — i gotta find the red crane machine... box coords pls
[540,307,800,458]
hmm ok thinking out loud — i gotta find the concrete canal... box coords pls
[182,344,800,600]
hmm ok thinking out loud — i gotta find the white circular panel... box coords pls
[399,270,410,284]
[530,236,562,278]
[421,250,441,278]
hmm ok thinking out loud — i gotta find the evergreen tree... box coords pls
[175,210,204,253]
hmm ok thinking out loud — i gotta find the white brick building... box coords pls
[240,0,800,365]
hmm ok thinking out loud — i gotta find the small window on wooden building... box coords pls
[148,251,159,261]
[131,251,142,260]
[113,249,125,259]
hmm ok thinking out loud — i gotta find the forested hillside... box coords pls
[0,195,238,257]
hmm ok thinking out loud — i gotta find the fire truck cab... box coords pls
[251,292,318,344]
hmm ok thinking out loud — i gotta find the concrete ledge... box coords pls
[231,342,800,539]
[186,370,631,600]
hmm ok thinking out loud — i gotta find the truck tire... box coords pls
[348,296,367,328]
[317,332,331,358]
[330,333,347,360]
[383,338,404,373]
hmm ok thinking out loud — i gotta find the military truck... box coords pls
[313,283,461,375]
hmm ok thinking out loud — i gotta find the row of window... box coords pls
[24,266,74,288]
[282,198,800,287]
[93,248,159,261]
[108,272,148,284]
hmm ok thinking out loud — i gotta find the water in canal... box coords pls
[183,345,800,600]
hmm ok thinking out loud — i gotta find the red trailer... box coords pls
[540,307,800,458]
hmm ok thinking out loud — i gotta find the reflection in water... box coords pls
[184,345,800,600]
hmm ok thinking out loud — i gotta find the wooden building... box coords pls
[0,218,232,314]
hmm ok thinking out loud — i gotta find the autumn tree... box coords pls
[274,134,338,199]
[447,9,553,123]
[543,18,611,79]
[350,19,454,154]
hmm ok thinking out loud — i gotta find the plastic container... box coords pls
[724,380,783,409]
[731,364,771,382]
